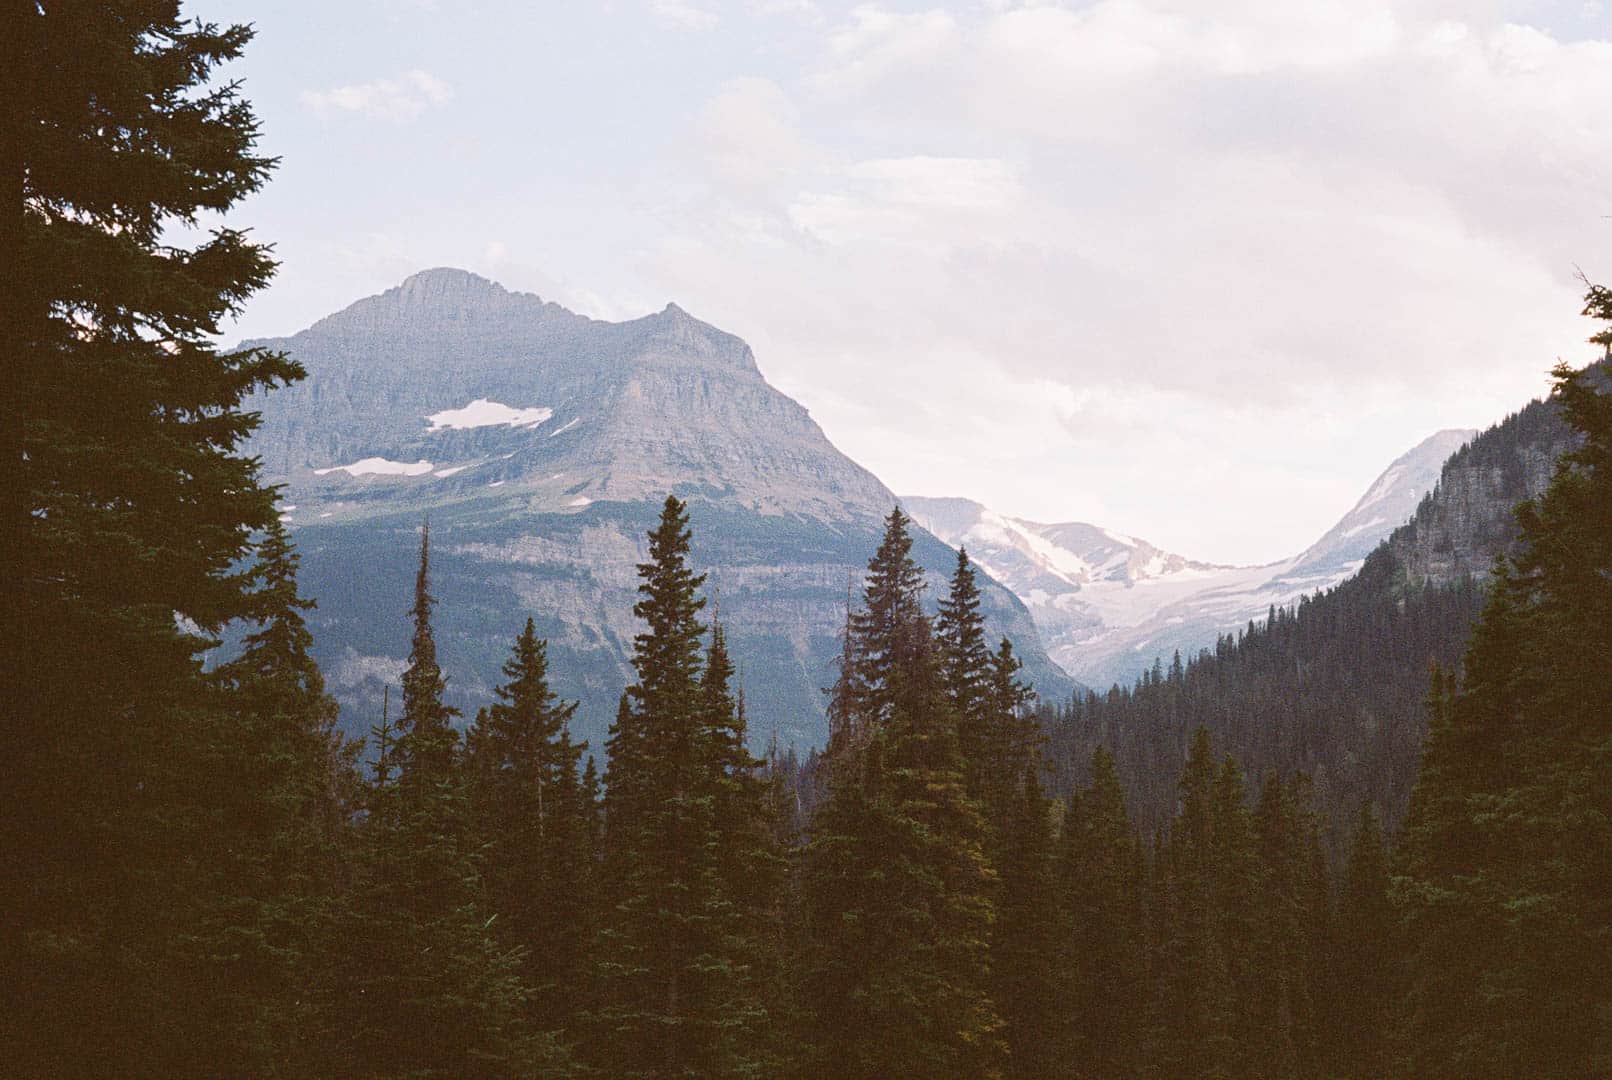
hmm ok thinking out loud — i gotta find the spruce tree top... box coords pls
[848,505,930,726]
[217,516,324,703]
[936,547,991,714]
[399,518,459,783]
[630,495,708,710]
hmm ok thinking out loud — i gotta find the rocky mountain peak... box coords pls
[295,266,580,350]
[398,266,508,303]
[1292,427,1477,573]
[240,269,1078,751]
[625,301,760,377]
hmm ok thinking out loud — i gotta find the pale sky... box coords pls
[197,0,1612,564]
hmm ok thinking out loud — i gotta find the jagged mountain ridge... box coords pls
[908,428,1476,690]
[1042,366,1595,843]
[242,268,1077,752]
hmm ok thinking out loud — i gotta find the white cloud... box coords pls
[244,2,1612,566]
[750,0,820,18]
[812,5,961,97]
[650,0,719,29]
[300,69,453,121]
[639,0,1610,562]
[698,78,812,188]
[845,156,1022,210]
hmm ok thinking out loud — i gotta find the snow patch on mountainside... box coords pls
[1342,515,1387,538]
[1361,466,1404,506]
[426,399,553,432]
[315,457,435,477]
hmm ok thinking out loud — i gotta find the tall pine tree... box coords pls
[698,617,789,1075]
[6,8,304,1073]
[595,496,733,1078]
[464,618,593,1041]
[327,521,561,1079]
[1057,746,1147,1078]
[1153,728,1234,1078]
[1332,802,1395,1079]
[187,517,360,1076]
[797,507,1003,1079]
[1395,286,1612,1077]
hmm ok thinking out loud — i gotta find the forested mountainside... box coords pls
[240,269,1074,751]
[909,428,1472,690]
[1043,369,1590,847]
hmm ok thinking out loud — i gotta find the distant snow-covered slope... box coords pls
[907,428,1475,691]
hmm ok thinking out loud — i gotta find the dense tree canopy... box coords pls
[10,6,1607,1075]
[1395,285,1612,1077]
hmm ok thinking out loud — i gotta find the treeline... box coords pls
[7,482,1412,1078]
[1042,560,1486,849]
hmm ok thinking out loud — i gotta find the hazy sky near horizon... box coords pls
[198,0,1611,564]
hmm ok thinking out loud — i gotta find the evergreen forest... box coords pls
[7,7,1611,1078]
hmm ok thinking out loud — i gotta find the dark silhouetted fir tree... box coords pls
[796,507,1003,1080]
[1057,746,1148,1077]
[464,618,593,1041]
[992,769,1059,1079]
[1153,728,1234,1079]
[1395,286,1612,1078]
[5,8,319,1073]
[595,496,749,1078]
[326,522,564,1079]
[1331,802,1395,1079]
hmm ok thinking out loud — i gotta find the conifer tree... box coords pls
[1057,747,1147,1078]
[936,548,993,780]
[1154,728,1234,1078]
[581,752,605,859]
[6,8,306,1071]
[798,507,1003,1080]
[465,618,593,1038]
[1288,774,1333,1073]
[935,550,1038,829]
[698,619,788,1073]
[1211,759,1260,1077]
[595,495,731,1077]
[180,518,362,1075]
[1247,774,1305,1078]
[1395,285,1612,1077]
[398,518,459,786]
[992,769,1059,1079]
[986,639,1041,809]
[1332,803,1394,1079]
[325,521,562,1078]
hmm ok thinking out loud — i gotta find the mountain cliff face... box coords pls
[1386,400,1581,586]
[908,428,1474,691]
[242,268,1075,752]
